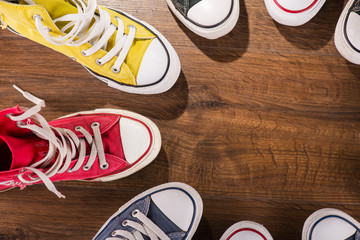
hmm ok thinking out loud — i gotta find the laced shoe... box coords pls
[0,0,180,94]
[264,0,327,26]
[302,208,360,240]
[220,221,274,240]
[93,182,203,240]
[335,0,360,65]
[165,0,240,39]
[0,85,161,198]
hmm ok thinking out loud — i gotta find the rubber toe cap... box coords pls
[120,117,151,164]
[136,38,168,86]
[275,0,318,12]
[346,12,360,51]
[187,0,232,27]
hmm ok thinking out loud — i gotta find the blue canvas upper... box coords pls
[94,196,186,240]
[345,230,360,240]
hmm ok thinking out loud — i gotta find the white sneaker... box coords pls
[165,0,240,39]
[302,208,360,240]
[220,221,274,240]
[335,0,360,65]
[264,0,327,26]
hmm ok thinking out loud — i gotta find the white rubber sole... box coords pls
[334,0,360,65]
[220,221,274,240]
[264,0,327,26]
[165,0,240,40]
[302,208,360,240]
[58,108,162,182]
[92,182,203,240]
[86,8,181,95]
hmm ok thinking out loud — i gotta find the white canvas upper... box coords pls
[187,0,232,27]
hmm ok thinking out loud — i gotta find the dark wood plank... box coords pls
[0,187,359,240]
[0,0,359,239]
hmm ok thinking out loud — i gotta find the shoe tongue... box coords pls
[0,133,49,171]
[145,199,185,240]
[21,0,78,28]
[21,0,118,51]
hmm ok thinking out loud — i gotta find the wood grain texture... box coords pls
[0,0,360,239]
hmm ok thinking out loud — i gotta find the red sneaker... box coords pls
[0,86,161,198]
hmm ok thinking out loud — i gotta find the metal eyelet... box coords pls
[96,58,104,66]
[100,163,109,170]
[112,231,117,237]
[5,113,13,118]
[16,121,25,128]
[111,66,120,74]
[70,56,76,61]
[81,50,87,56]
[33,14,42,21]
[67,169,74,173]
[75,126,82,131]
[83,165,90,171]
[91,122,100,128]
[122,220,128,227]
[132,209,139,217]
[128,25,136,31]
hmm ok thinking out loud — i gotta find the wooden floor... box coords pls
[0,0,360,239]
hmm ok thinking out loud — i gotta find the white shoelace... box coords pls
[28,0,136,73]
[10,85,109,198]
[107,209,170,240]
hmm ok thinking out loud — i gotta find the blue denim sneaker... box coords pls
[93,182,203,240]
[302,208,360,240]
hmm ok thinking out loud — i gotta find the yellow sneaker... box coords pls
[0,0,181,94]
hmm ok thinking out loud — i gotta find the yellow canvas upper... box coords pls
[0,0,156,86]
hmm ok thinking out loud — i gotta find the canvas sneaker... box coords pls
[0,85,161,198]
[335,0,360,65]
[0,0,181,94]
[302,208,360,240]
[165,0,240,39]
[220,221,274,240]
[264,0,327,26]
[92,182,203,240]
